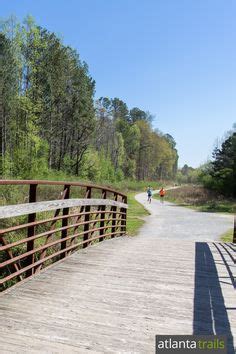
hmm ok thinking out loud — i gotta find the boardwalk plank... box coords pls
[0,236,235,353]
[0,192,235,353]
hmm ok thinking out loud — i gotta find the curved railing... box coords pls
[0,180,128,291]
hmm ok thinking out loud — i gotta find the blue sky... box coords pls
[1,0,235,167]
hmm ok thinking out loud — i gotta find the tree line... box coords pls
[177,125,236,197]
[200,127,236,197]
[0,16,178,183]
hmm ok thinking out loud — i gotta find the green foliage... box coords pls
[176,165,201,184]
[164,185,235,213]
[0,16,95,178]
[221,229,234,243]
[0,16,178,184]
[199,130,236,197]
[126,192,150,235]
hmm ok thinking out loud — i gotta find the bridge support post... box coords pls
[83,187,91,248]
[99,190,106,242]
[111,193,118,238]
[26,183,37,277]
[120,195,127,236]
[60,185,71,259]
[233,215,236,243]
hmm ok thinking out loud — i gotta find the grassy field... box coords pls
[221,229,234,243]
[126,192,150,235]
[161,185,236,213]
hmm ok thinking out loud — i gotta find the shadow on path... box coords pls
[193,243,235,354]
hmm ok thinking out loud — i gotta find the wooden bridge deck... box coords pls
[0,234,235,353]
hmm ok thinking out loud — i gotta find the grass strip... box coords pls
[157,185,236,214]
[126,192,150,236]
[220,229,234,243]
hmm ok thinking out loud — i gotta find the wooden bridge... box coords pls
[0,180,235,353]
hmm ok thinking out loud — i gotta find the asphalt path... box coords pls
[135,190,233,241]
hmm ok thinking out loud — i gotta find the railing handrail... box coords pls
[0,179,128,291]
[0,179,127,198]
[0,198,128,219]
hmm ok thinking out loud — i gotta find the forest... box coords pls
[0,16,178,183]
[177,126,236,198]
[200,129,236,197]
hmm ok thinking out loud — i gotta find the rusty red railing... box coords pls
[234,215,236,243]
[0,180,128,291]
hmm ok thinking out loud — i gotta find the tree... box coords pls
[210,132,236,196]
[199,129,236,197]
[0,16,96,177]
[0,16,179,183]
[111,98,129,122]
[130,107,147,123]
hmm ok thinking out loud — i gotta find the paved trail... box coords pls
[135,190,233,241]
[0,192,235,353]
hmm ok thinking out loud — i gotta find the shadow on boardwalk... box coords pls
[193,242,235,354]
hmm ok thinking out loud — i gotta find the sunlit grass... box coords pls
[160,185,236,214]
[126,192,150,236]
[221,229,234,243]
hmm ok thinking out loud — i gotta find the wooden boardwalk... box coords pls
[0,234,235,353]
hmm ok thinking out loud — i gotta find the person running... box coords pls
[147,186,152,203]
[159,187,166,203]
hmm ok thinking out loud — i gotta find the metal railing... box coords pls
[0,180,128,291]
[234,215,236,243]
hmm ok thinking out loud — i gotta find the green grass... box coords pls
[165,200,235,214]
[126,192,150,235]
[159,185,236,214]
[181,200,236,213]
[220,229,234,243]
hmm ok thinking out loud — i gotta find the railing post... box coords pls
[83,187,92,248]
[26,183,37,277]
[99,189,107,242]
[111,193,118,238]
[233,215,236,243]
[0,181,128,290]
[121,195,127,236]
[60,185,70,259]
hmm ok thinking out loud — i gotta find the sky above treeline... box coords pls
[1,0,235,167]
